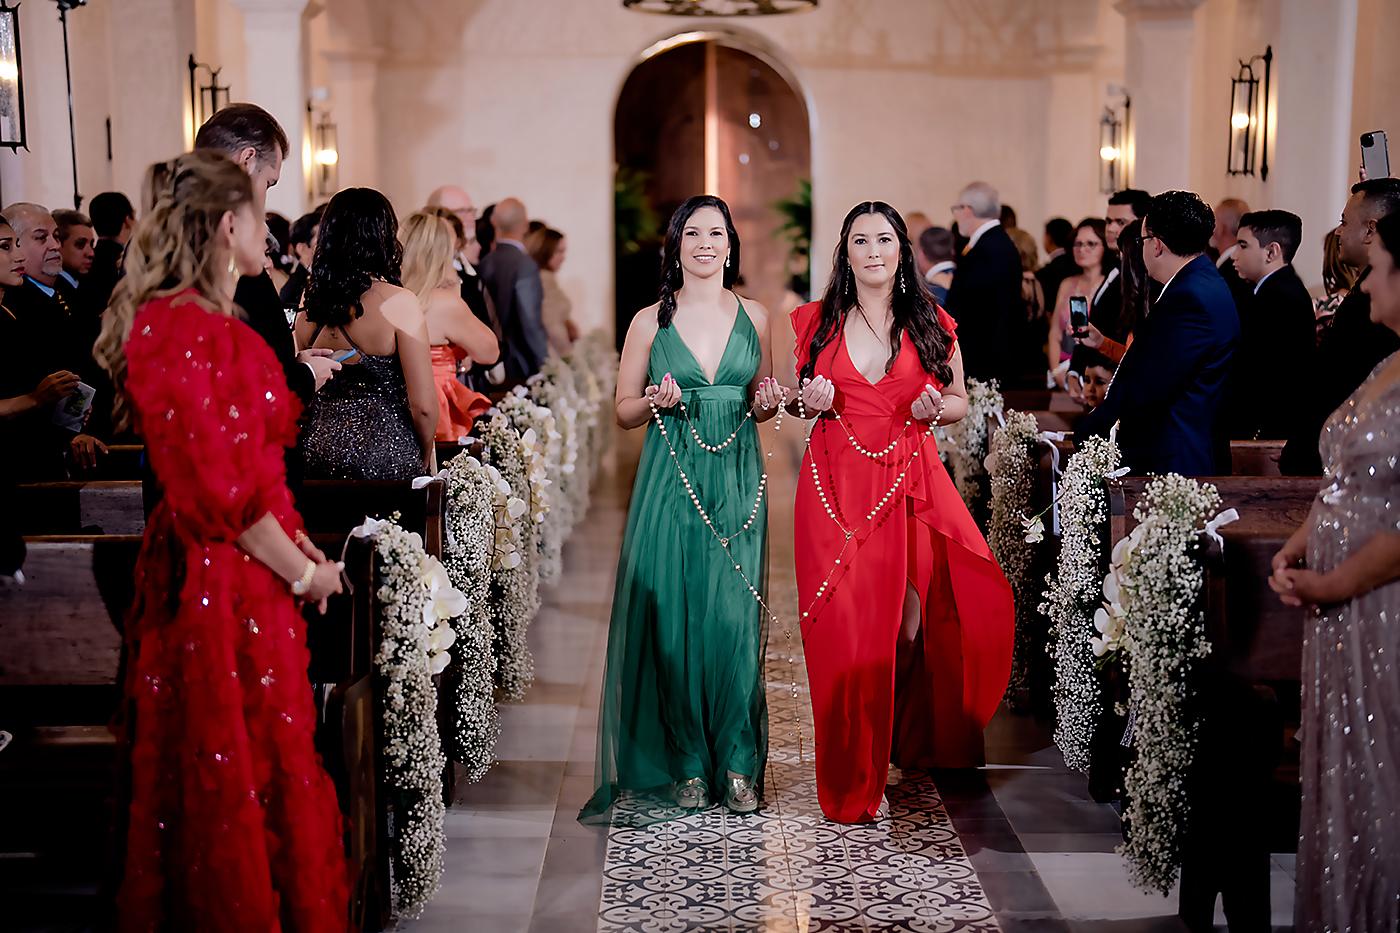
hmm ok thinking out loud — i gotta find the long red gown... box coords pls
[791,301,1014,823]
[119,292,349,931]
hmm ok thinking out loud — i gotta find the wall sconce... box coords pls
[0,0,28,151]
[309,104,338,198]
[1227,45,1272,180]
[188,54,230,143]
[1099,93,1131,195]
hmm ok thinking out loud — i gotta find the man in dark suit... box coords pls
[427,184,505,389]
[1078,190,1239,476]
[480,197,549,382]
[1281,178,1400,475]
[1036,217,1077,311]
[944,181,1022,383]
[1224,210,1316,440]
[87,191,133,315]
[194,103,340,408]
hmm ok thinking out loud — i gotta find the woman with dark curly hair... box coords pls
[294,187,438,479]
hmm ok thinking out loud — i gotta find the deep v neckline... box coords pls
[670,299,745,386]
[841,315,901,388]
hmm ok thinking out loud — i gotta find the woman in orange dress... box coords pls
[784,201,1014,823]
[400,211,498,441]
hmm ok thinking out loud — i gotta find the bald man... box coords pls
[427,184,477,232]
[426,183,501,380]
[1212,197,1253,316]
[479,197,549,380]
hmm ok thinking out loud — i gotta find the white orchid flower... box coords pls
[507,497,527,520]
[429,650,452,675]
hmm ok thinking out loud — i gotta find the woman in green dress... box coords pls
[582,196,783,821]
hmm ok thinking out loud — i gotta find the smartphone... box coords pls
[332,348,359,363]
[1069,296,1090,334]
[1362,130,1390,179]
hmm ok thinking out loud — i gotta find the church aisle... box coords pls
[405,425,1294,932]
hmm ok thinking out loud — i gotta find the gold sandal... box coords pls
[675,777,709,809]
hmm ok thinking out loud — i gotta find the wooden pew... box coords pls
[1230,439,1285,477]
[1107,474,1319,928]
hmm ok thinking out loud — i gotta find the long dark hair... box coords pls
[304,187,403,327]
[800,201,953,386]
[657,195,741,328]
[1115,218,1149,337]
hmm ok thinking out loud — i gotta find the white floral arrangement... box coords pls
[497,388,561,580]
[1038,433,1122,772]
[529,360,584,533]
[984,409,1041,709]
[476,413,540,701]
[366,517,460,919]
[440,452,507,782]
[934,377,1004,508]
[1103,475,1224,894]
[568,332,618,475]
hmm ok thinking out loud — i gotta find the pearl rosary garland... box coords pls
[833,413,911,461]
[677,400,753,453]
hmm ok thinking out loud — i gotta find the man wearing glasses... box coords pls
[1077,190,1239,476]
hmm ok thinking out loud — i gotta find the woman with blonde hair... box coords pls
[401,210,498,441]
[94,150,349,930]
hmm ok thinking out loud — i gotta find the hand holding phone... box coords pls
[1069,296,1090,335]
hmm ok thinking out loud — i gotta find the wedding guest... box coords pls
[481,197,549,380]
[1212,197,1253,311]
[1077,190,1239,475]
[296,187,438,479]
[194,103,340,404]
[1281,178,1400,475]
[1079,349,1117,409]
[1314,225,1358,337]
[52,209,96,288]
[526,225,579,356]
[425,188,499,334]
[1036,217,1077,317]
[1075,218,1149,367]
[278,204,324,309]
[424,204,503,392]
[1225,210,1315,439]
[918,225,955,305]
[264,211,292,292]
[87,191,135,311]
[1048,218,1112,378]
[945,181,1022,382]
[1012,227,1046,380]
[1270,208,1400,933]
[400,210,497,442]
[1104,188,1151,254]
[92,150,348,929]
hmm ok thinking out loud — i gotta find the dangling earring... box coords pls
[724,254,730,268]
[228,257,238,287]
[898,269,906,294]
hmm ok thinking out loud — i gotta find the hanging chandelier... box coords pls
[622,0,818,16]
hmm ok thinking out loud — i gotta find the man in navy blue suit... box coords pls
[1077,190,1239,476]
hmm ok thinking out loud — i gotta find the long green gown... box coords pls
[581,302,769,824]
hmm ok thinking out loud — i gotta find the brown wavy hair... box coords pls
[94,150,254,430]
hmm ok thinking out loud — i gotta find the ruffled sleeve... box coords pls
[126,298,284,543]
[790,301,822,374]
[936,305,958,356]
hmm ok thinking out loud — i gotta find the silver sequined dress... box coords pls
[1298,352,1400,932]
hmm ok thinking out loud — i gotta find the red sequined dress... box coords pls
[791,301,1014,823]
[118,292,349,931]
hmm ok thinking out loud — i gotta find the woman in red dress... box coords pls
[95,151,350,930]
[784,201,1014,823]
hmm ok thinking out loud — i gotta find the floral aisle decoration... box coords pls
[529,359,584,533]
[440,452,507,782]
[360,517,462,918]
[498,388,562,582]
[934,377,1004,509]
[476,413,540,701]
[984,410,1041,709]
[1038,434,1123,772]
[1103,475,1233,894]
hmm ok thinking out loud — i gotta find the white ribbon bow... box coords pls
[1203,507,1240,549]
[1106,466,1131,479]
[410,470,457,551]
[1036,430,1067,535]
[348,515,389,539]
[993,407,1006,429]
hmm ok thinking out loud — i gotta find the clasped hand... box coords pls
[800,376,835,413]
[644,372,681,409]
[294,534,344,614]
[911,383,946,422]
[1268,542,1333,607]
[754,377,786,411]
